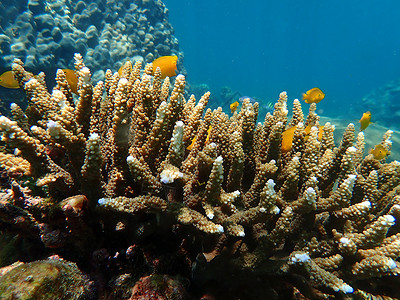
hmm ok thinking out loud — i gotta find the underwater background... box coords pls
[164,0,400,124]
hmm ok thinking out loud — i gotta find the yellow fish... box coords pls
[187,136,197,151]
[187,126,212,150]
[281,124,323,153]
[302,87,325,104]
[152,55,178,79]
[118,60,132,77]
[230,101,239,113]
[62,69,78,94]
[205,125,212,144]
[0,71,19,89]
[281,126,298,153]
[359,111,372,131]
[370,144,388,160]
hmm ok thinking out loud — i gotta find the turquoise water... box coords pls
[164,0,400,119]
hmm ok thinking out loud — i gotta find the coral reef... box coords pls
[0,56,400,299]
[0,0,183,78]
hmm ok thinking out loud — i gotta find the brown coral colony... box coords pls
[1,54,400,299]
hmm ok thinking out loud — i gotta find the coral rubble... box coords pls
[0,56,400,299]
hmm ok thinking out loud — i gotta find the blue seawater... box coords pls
[164,0,400,120]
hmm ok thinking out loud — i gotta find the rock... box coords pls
[73,13,90,31]
[86,25,99,48]
[33,14,56,31]
[145,52,154,62]
[74,1,86,14]
[28,0,45,15]
[51,27,63,42]
[130,275,189,300]
[0,259,92,299]
[25,55,38,70]
[0,34,11,55]
[87,3,102,23]
[59,35,76,53]
[11,42,27,57]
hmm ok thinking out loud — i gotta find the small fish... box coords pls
[205,125,212,144]
[152,55,178,79]
[281,124,323,153]
[0,71,19,89]
[187,136,197,151]
[187,125,212,150]
[118,60,132,77]
[302,87,325,104]
[230,101,239,113]
[359,111,372,131]
[238,96,257,104]
[281,126,298,153]
[370,144,388,160]
[62,69,78,94]
[264,102,275,113]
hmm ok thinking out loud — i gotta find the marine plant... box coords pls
[0,54,399,299]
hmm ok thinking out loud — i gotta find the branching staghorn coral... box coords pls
[0,55,400,299]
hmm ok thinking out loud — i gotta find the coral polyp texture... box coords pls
[1,55,400,299]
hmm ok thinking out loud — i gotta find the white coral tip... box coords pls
[89,132,99,140]
[340,284,354,294]
[347,146,357,153]
[340,237,350,245]
[47,120,58,129]
[361,201,371,208]
[98,198,108,205]
[291,253,310,263]
[384,215,396,225]
[118,78,128,85]
[387,258,397,269]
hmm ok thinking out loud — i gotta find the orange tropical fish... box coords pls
[370,144,388,160]
[186,136,196,151]
[0,71,19,89]
[152,55,178,79]
[118,60,132,77]
[187,126,212,150]
[302,87,325,104]
[205,125,212,144]
[62,69,78,94]
[281,126,298,153]
[281,124,324,153]
[359,111,372,131]
[230,101,239,113]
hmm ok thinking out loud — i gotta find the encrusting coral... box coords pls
[0,54,400,299]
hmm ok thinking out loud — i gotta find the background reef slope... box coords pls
[0,0,183,78]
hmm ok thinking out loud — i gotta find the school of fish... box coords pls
[0,63,391,162]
